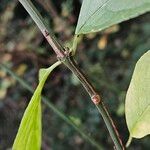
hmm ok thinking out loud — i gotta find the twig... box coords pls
[18,0,124,149]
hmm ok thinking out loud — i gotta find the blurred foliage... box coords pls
[0,0,150,150]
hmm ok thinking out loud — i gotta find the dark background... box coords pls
[0,0,150,149]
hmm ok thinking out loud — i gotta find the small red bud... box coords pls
[91,94,101,105]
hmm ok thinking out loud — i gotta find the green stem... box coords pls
[126,136,132,148]
[71,34,79,55]
[96,102,124,150]
[18,0,124,149]
[0,63,102,150]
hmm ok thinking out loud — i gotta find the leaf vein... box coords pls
[78,0,111,33]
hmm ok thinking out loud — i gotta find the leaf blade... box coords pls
[76,0,150,34]
[125,50,150,139]
[12,61,61,150]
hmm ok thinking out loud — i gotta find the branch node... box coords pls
[91,94,101,105]
[57,47,70,62]
[44,30,50,37]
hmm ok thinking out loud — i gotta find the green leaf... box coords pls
[13,61,61,150]
[125,50,150,139]
[75,0,150,34]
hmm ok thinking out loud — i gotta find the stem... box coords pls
[19,0,65,58]
[64,55,124,150]
[18,0,124,149]
[64,55,97,98]
[96,102,124,150]
[71,34,79,55]
[0,63,102,150]
[126,136,132,148]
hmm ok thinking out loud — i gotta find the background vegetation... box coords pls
[0,0,150,149]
